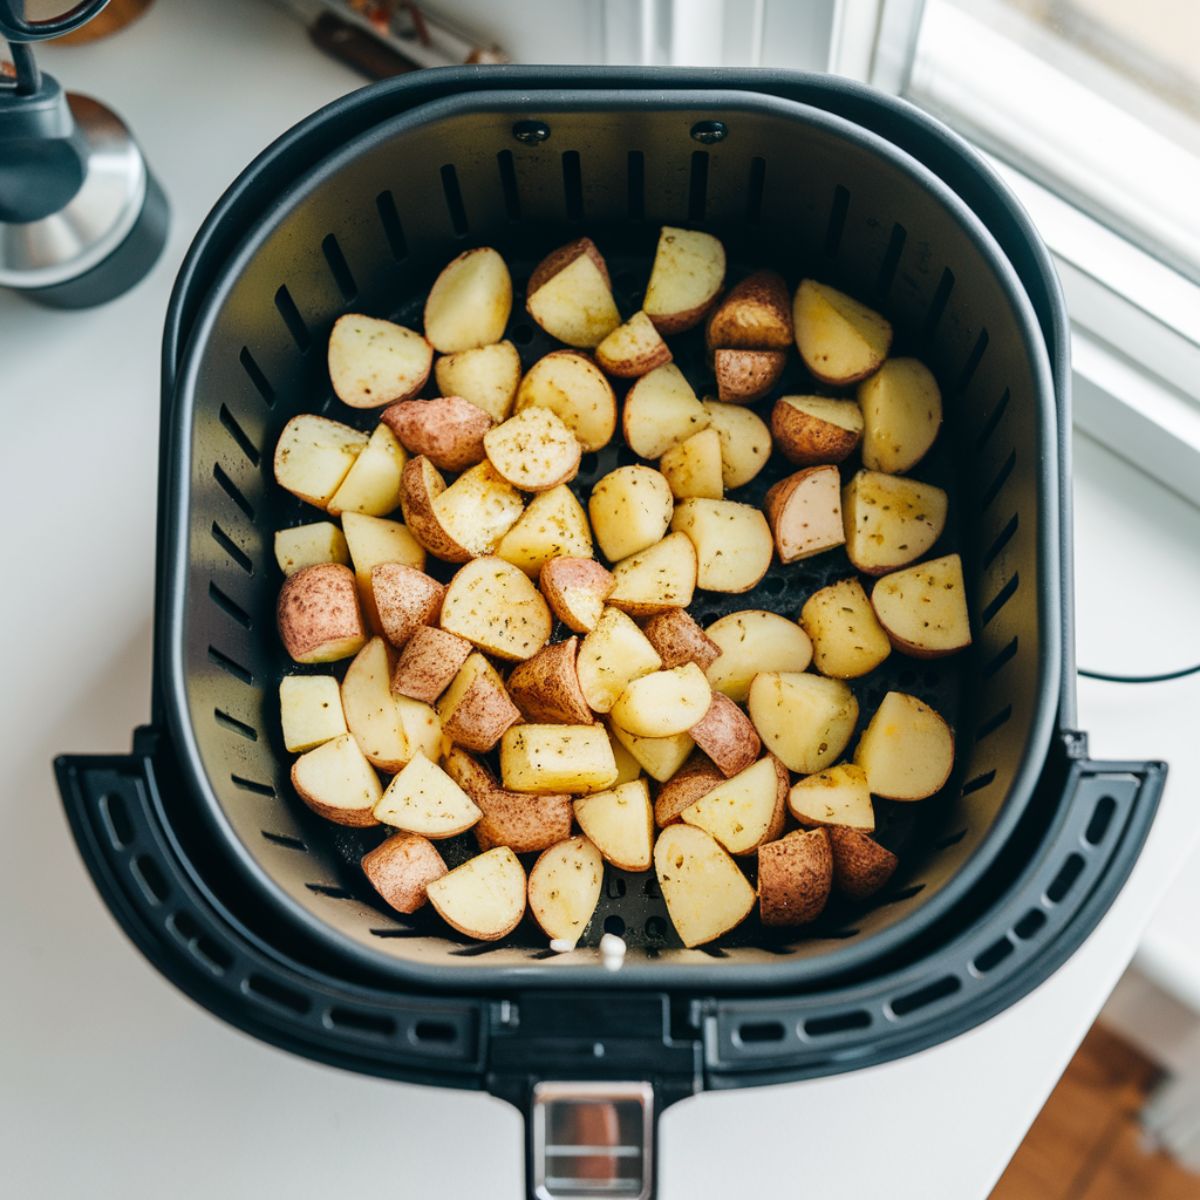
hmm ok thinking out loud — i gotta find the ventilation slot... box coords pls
[561,150,583,221]
[605,875,627,900]
[745,156,766,224]
[131,854,169,905]
[974,937,1014,976]
[736,1020,787,1045]
[823,184,849,255]
[688,150,709,222]
[975,387,1010,450]
[603,914,626,936]
[626,150,645,220]
[211,521,253,574]
[326,1007,395,1038]
[1085,794,1118,846]
[922,268,955,340]
[213,463,254,521]
[876,223,907,296]
[214,708,257,740]
[820,927,860,940]
[957,328,989,393]
[805,1010,870,1037]
[274,285,311,352]
[218,404,260,466]
[933,828,968,850]
[983,637,1018,679]
[305,882,355,899]
[1014,908,1047,940]
[1046,853,1085,903]
[440,164,468,236]
[321,233,357,301]
[368,926,422,939]
[231,774,275,797]
[644,915,668,940]
[497,150,521,221]
[983,513,1019,569]
[99,791,133,849]
[167,912,234,974]
[891,974,961,1017]
[449,942,507,956]
[239,347,274,407]
[413,1019,459,1045]
[375,190,407,260]
[642,875,661,901]
[208,582,252,629]
[980,449,1016,512]
[982,574,1019,628]
[261,830,307,852]
[976,705,1012,741]
[872,883,925,908]
[243,973,308,1015]
[208,645,253,686]
[699,944,730,958]
[961,769,996,797]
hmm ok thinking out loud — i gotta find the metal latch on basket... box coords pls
[531,1081,654,1200]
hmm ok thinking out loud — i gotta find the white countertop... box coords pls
[2,2,1199,1196]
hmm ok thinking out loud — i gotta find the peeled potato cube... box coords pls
[595,310,672,378]
[540,556,614,634]
[748,672,858,775]
[680,755,778,854]
[609,723,694,783]
[361,833,447,914]
[763,466,845,564]
[788,762,875,832]
[342,510,426,630]
[573,779,654,871]
[855,691,953,800]
[291,733,382,826]
[643,226,726,334]
[771,396,863,466]
[514,350,617,453]
[370,561,444,649]
[757,829,833,926]
[374,752,481,837]
[437,652,521,753]
[859,357,942,474]
[688,692,760,777]
[390,626,473,703]
[526,238,621,348]
[500,724,618,795]
[793,280,891,385]
[607,533,698,616]
[274,414,367,509]
[440,556,552,662]
[828,827,899,900]
[328,314,432,408]
[843,469,948,575]
[642,609,720,671]
[660,427,724,501]
[433,461,525,560]
[588,465,674,563]
[327,424,407,516]
[484,406,581,493]
[423,246,512,354]
[654,824,755,948]
[426,846,527,941]
[800,578,891,679]
[528,837,604,942]
[705,610,812,702]
[622,364,710,460]
[497,486,593,577]
[280,675,346,753]
[714,348,786,405]
[701,400,771,489]
[381,395,492,473]
[342,637,411,771]
[275,521,349,576]
[671,498,772,594]
[610,663,712,738]
[277,562,367,664]
[577,606,662,713]
[434,340,522,423]
[871,553,971,657]
[506,638,594,726]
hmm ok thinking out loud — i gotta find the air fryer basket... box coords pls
[57,69,1163,1200]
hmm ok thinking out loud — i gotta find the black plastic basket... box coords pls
[56,68,1163,1200]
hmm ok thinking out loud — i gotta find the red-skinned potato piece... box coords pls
[653,754,724,827]
[688,692,761,778]
[506,638,594,725]
[641,609,720,670]
[706,270,793,350]
[758,828,833,926]
[277,562,367,664]
[828,826,898,900]
[361,833,447,914]
[390,625,473,703]
[714,348,787,405]
[764,465,845,564]
[539,556,615,634]
[369,562,444,649]
[437,653,521,753]
[381,395,493,473]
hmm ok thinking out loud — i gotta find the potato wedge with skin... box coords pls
[871,553,971,658]
[497,486,593,577]
[423,246,512,354]
[278,562,367,664]
[280,675,346,753]
[705,610,813,702]
[528,837,604,942]
[654,824,755,948]
[609,729,644,785]
[788,763,875,832]
[595,311,672,378]
[748,672,858,774]
[680,755,779,854]
[342,637,410,771]
[574,780,654,872]
[706,269,792,350]
[398,456,469,562]
[588,465,674,563]
[793,280,892,385]
[437,653,521,753]
[701,400,771,489]
[275,521,350,576]
[440,556,552,662]
[274,414,367,509]
[764,465,846,564]
[427,459,525,561]
[609,723,695,783]
[395,694,443,763]
[771,396,863,466]
[643,226,726,335]
[434,340,521,423]
[800,578,891,679]
[671,499,772,594]
[540,556,614,633]
[381,395,492,473]
[370,562,444,649]
[607,532,698,616]
[390,626,473,703]
[855,691,953,800]
[577,606,662,713]
[758,829,832,926]
[426,847,527,941]
[342,510,427,630]
[506,637,593,726]
[327,424,407,517]
[688,692,760,778]
[622,364,710,460]
[526,238,621,349]
[642,609,720,671]
[654,755,723,826]
[514,350,618,453]
[374,752,481,837]
[714,348,787,405]
[361,833,447,914]
[291,733,382,827]
[610,663,712,738]
[328,314,432,409]
[843,470,948,575]
[859,357,942,474]
[660,427,724,501]
[500,724,619,795]
[764,754,791,846]
[483,406,581,492]
[828,827,899,900]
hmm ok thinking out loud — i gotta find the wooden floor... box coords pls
[991,1024,1200,1199]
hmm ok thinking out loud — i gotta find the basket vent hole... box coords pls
[1085,794,1118,846]
[805,1009,870,1037]
[876,222,907,296]
[412,1019,458,1045]
[688,150,709,222]
[167,912,234,974]
[983,636,1018,679]
[450,941,506,956]
[957,328,989,393]
[211,521,253,574]
[261,830,307,852]
[130,854,169,905]
[980,449,1017,512]
[208,645,254,686]
[933,828,968,850]
[218,404,260,467]
[511,322,535,346]
[605,875,626,900]
[326,1007,395,1037]
[819,927,860,941]
[98,791,133,849]
[321,233,358,302]
[762,573,787,596]
[368,926,421,939]
[212,462,255,520]
[561,150,583,221]
[497,150,521,221]
[238,347,274,407]
[976,704,1013,742]
[745,155,766,224]
[872,883,925,908]
[273,285,311,353]
[642,875,662,900]
[737,1020,787,1045]
[305,882,355,900]
[1046,852,1085,904]
[644,915,668,940]
[208,582,252,629]
[973,936,1014,975]
[976,386,1010,451]
[984,513,1019,569]
[823,184,849,256]
[375,190,407,260]
[231,774,275,797]
[922,268,955,341]
[961,769,996,797]
[214,708,258,741]
[626,150,645,220]
[890,974,960,1017]
[578,451,600,476]
[1014,908,1047,940]
[243,973,309,1015]
[439,165,468,236]
[603,914,626,936]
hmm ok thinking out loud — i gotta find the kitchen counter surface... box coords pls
[2,2,1199,1196]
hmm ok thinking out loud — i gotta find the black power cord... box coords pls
[1079,662,1200,684]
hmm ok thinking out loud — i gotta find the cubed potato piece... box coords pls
[497,487,593,577]
[327,424,407,516]
[277,562,366,664]
[390,626,473,703]
[643,226,726,335]
[788,762,875,832]
[328,314,432,408]
[434,340,522,423]
[280,675,347,753]
[577,607,662,713]
[574,779,654,871]
[793,280,891,385]
[622,364,710,460]
[342,510,426,629]
[341,637,410,772]
[381,395,492,473]
[526,238,621,349]
[654,824,755,948]
[748,672,858,774]
[514,350,618,453]
[706,269,792,349]
[423,246,512,354]
[705,610,813,702]
[680,755,779,855]
[500,724,618,794]
[370,562,443,648]
[660,427,724,501]
[714,348,787,405]
[425,459,525,562]
[361,833,447,914]
[528,837,604,942]
[764,465,845,564]
[609,722,695,783]
[595,310,672,378]
[397,456,463,561]
[654,755,724,826]
[426,847,527,941]
[854,691,953,800]
[607,533,698,616]
[291,733,382,826]
[771,396,863,466]
[859,357,942,474]
[688,692,760,777]
[871,553,971,657]
[800,578,891,679]
[274,414,367,509]
[701,400,771,489]
[588,465,674,563]
[642,609,720,670]
[440,556,552,661]
[275,521,350,576]
[608,728,644,785]
[828,827,899,900]
[483,406,581,492]
[757,829,833,926]
[374,752,482,837]
[671,498,772,593]
[540,556,614,633]
[764,754,790,845]
[842,470,948,575]
[395,694,443,763]
[506,637,593,725]
[610,663,712,738]
[437,653,521,752]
